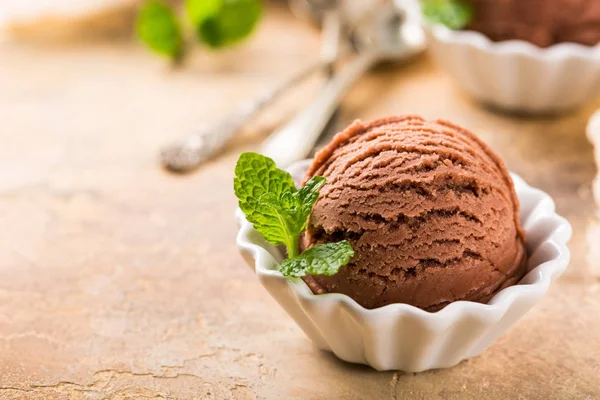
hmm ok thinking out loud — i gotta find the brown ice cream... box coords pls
[302,116,527,311]
[465,0,600,47]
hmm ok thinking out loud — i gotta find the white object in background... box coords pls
[236,160,572,372]
[426,24,600,113]
[0,0,130,24]
[0,0,140,41]
[586,110,600,279]
[587,110,600,206]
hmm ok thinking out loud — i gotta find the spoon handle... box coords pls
[261,51,378,168]
[159,61,326,173]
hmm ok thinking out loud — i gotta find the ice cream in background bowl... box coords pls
[466,0,600,48]
[237,115,572,371]
[420,0,600,113]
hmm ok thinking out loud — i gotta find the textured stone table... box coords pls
[0,3,599,399]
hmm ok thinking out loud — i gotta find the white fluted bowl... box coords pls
[426,24,600,113]
[236,160,572,372]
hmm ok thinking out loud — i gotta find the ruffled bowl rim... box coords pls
[427,22,600,60]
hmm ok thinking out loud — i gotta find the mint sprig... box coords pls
[421,0,473,30]
[136,0,263,61]
[234,152,354,278]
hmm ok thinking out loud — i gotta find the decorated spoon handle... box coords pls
[159,61,326,173]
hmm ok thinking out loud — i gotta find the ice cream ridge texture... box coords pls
[301,116,528,311]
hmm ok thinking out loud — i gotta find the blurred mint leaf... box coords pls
[280,241,355,278]
[185,0,221,26]
[136,0,183,59]
[421,0,473,30]
[186,0,262,49]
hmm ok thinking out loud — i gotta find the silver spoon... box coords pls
[160,1,343,173]
[261,2,426,168]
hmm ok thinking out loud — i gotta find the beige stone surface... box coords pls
[0,3,599,399]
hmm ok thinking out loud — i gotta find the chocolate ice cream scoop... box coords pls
[466,0,600,47]
[301,115,528,311]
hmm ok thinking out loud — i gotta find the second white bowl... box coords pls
[426,24,600,113]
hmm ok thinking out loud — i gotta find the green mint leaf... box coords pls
[256,192,300,246]
[280,241,355,278]
[136,0,183,59]
[293,176,326,232]
[421,0,473,30]
[253,174,326,251]
[186,0,262,49]
[234,152,296,247]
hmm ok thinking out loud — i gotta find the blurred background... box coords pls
[0,0,599,398]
